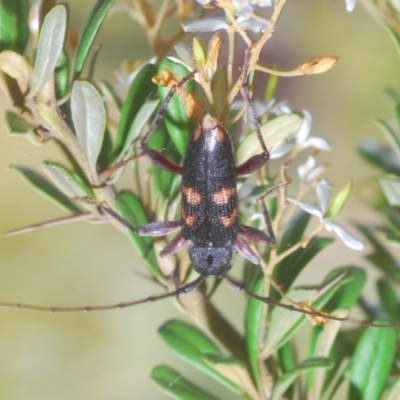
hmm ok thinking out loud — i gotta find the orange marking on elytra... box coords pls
[213,188,236,205]
[182,209,197,227]
[220,208,238,228]
[183,186,202,205]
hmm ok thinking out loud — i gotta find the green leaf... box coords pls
[380,174,400,207]
[158,320,246,395]
[157,58,197,157]
[54,50,69,98]
[271,357,334,400]
[0,0,29,54]
[120,99,160,159]
[244,275,264,390]
[273,237,334,298]
[151,365,221,400]
[346,323,396,400]
[323,266,366,312]
[113,63,157,158]
[42,162,92,199]
[71,81,106,178]
[73,0,115,79]
[235,113,302,166]
[5,111,31,135]
[28,5,67,98]
[10,165,81,213]
[115,190,159,278]
[377,279,400,323]
[358,140,400,175]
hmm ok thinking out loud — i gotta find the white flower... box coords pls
[295,110,331,151]
[268,109,331,159]
[182,16,230,32]
[288,180,364,250]
[186,0,272,33]
[345,0,357,12]
[298,156,326,187]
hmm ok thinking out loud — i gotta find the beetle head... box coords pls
[189,244,233,278]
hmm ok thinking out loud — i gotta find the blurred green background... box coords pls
[0,1,398,399]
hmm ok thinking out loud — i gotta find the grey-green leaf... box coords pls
[71,81,106,178]
[42,162,92,198]
[346,324,396,400]
[235,113,302,165]
[11,165,81,213]
[151,365,221,400]
[380,174,400,207]
[28,5,66,98]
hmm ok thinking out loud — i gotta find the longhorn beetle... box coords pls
[1,48,399,329]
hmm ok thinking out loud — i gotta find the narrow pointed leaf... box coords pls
[120,99,160,159]
[113,63,157,157]
[71,80,106,177]
[271,357,334,400]
[346,323,396,400]
[376,119,400,158]
[28,5,66,98]
[245,275,264,390]
[235,113,302,165]
[151,365,221,400]
[73,0,115,79]
[11,165,81,213]
[358,140,400,175]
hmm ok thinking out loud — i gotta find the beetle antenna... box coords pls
[0,276,205,313]
[225,275,400,328]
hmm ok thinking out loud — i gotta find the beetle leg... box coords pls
[160,232,187,257]
[236,153,268,176]
[238,224,276,246]
[137,220,181,237]
[233,237,259,264]
[236,48,270,176]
